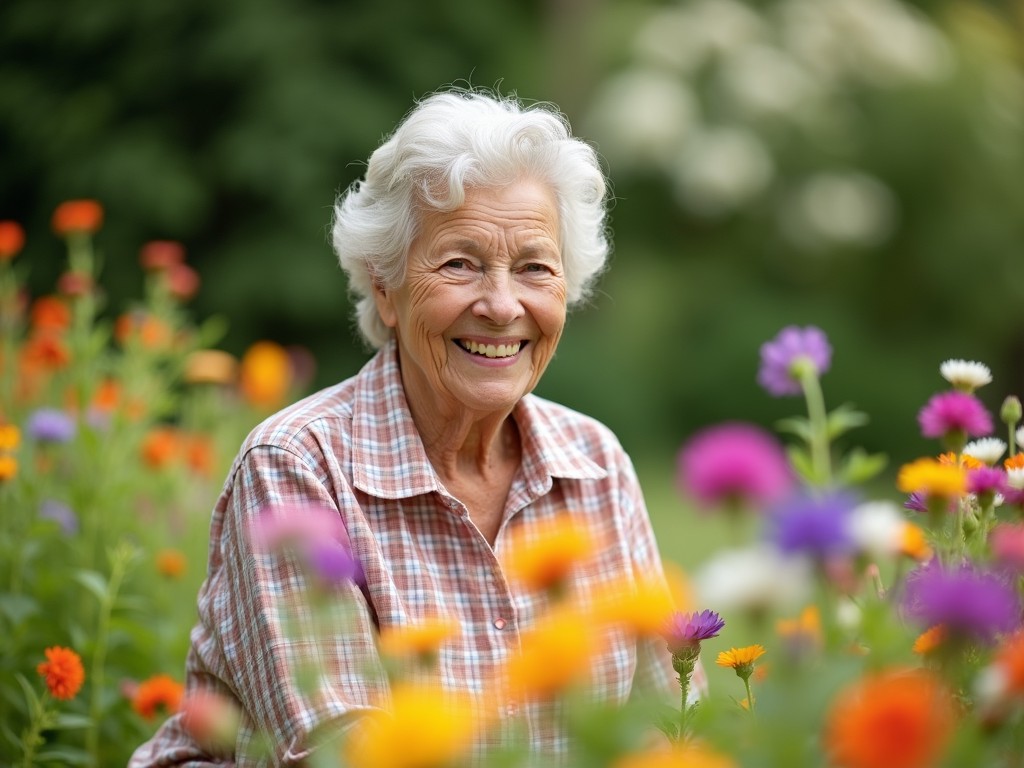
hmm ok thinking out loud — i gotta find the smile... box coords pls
[456,339,524,359]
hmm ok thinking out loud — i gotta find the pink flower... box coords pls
[677,422,794,511]
[249,504,363,585]
[918,392,993,440]
[990,523,1024,575]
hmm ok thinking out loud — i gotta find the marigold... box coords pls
[379,616,459,660]
[0,454,18,481]
[51,199,104,236]
[912,625,946,655]
[239,341,293,408]
[184,433,215,476]
[507,607,596,699]
[37,646,85,700]
[156,549,187,579]
[896,458,967,499]
[994,630,1024,694]
[824,668,955,768]
[343,683,478,768]
[0,424,20,451]
[141,427,180,469]
[132,674,184,719]
[716,644,766,671]
[0,220,25,261]
[21,333,71,370]
[590,574,676,637]
[899,523,932,561]
[612,740,737,768]
[503,514,599,594]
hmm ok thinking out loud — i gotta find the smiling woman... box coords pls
[129,86,687,767]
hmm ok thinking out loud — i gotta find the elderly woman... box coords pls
[130,88,683,766]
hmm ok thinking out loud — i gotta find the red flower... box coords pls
[0,220,25,261]
[37,646,85,700]
[139,240,185,271]
[131,674,184,719]
[51,199,104,236]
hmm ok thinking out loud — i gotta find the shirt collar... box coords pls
[350,340,606,500]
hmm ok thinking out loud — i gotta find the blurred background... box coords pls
[4,0,1024,511]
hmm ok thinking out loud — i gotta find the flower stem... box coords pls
[743,677,754,713]
[799,368,831,486]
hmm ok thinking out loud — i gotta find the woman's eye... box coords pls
[443,259,467,270]
[523,263,549,273]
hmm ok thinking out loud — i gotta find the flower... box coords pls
[141,427,180,469]
[695,544,811,613]
[899,523,933,561]
[964,437,1006,465]
[51,199,104,236]
[993,630,1024,695]
[343,683,478,768]
[139,240,186,271]
[0,423,20,451]
[939,359,992,392]
[156,549,187,579]
[901,560,1019,645]
[716,644,766,678]
[676,422,793,511]
[917,391,993,441]
[896,458,966,500]
[590,573,678,637]
[166,262,200,301]
[239,341,293,408]
[776,605,823,654]
[507,606,597,698]
[1004,453,1024,489]
[114,311,173,349]
[0,455,17,482]
[757,325,832,396]
[26,407,76,443]
[912,625,946,655]
[132,674,184,719]
[845,500,906,560]
[612,741,738,768]
[30,296,71,332]
[249,504,363,586]
[824,668,955,768]
[304,538,364,586]
[502,515,599,593]
[379,616,459,661]
[183,349,238,385]
[39,500,78,535]
[0,220,25,261]
[769,490,856,559]
[966,466,1007,502]
[662,609,725,658]
[180,689,242,755]
[989,523,1024,574]
[37,646,85,700]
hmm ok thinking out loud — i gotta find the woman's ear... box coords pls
[371,279,398,329]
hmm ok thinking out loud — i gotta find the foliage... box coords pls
[0,205,309,766]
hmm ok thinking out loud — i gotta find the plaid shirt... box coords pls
[129,340,684,767]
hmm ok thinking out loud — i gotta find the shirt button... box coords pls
[493,617,507,630]
[505,702,519,717]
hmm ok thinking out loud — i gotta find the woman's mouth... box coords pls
[455,339,525,359]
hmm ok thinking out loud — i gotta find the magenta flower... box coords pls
[990,523,1024,575]
[770,490,857,559]
[902,560,1019,645]
[249,504,363,586]
[757,325,832,397]
[967,466,1007,499]
[917,391,993,440]
[662,609,726,657]
[676,422,794,511]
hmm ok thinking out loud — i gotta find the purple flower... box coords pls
[676,422,794,511]
[662,609,725,656]
[903,492,928,514]
[902,560,1019,644]
[770,490,857,559]
[249,504,363,586]
[757,325,832,397]
[917,392,993,440]
[39,500,78,535]
[967,466,1007,498]
[26,408,76,443]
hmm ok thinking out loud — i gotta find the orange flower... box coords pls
[994,630,1024,695]
[912,625,946,655]
[21,333,71,370]
[239,341,293,408]
[141,427,180,469]
[30,296,72,333]
[132,674,184,719]
[776,605,822,651]
[900,523,932,561]
[1005,454,1024,471]
[51,199,104,236]
[184,433,215,476]
[183,349,238,386]
[37,646,85,700]
[114,312,173,350]
[0,455,18,481]
[824,668,955,768]
[139,240,185,271]
[506,606,596,699]
[590,574,676,637]
[0,424,20,451]
[612,740,737,768]
[166,262,200,301]
[180,689,241,754]
[379,616,459,661]
[0,220,25,261]
[502,515,599,594]
[156,548,187,579]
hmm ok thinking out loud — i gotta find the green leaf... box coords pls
[825,403,870,440]
[14,672,41,714]
[837,448,888,485]
[74,569,109,603]
[776,416,812,443]
[786,445,818,484]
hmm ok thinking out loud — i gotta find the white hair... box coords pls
[331,87,612,349]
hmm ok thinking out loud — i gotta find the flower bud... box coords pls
[1001,396,1022,427]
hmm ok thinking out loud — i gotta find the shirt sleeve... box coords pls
[130,441,390,766]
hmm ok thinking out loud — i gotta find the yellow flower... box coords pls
[776,605,822,651]
[379,616,459,661]
[0,454,17,482]
[716,644,766,672]
[0,424,20,451]
[590,574,675,637]
[239,341,293,408]
[900,523,932,561]
[912,624,946,655]
[612,740,737,768]
[343,683,478,768]
[896,458,967,498]
[502,514,599,594]
[506,605,596,699]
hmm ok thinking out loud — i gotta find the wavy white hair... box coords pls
[331,87,612,349]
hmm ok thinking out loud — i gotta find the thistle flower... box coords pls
[26,407,76,443]
[676,422,793,511]
[917,391,993,448]
[902,560,1019,645]
[939,359,992,392]
[963,437,1007,465]
[757,325,832,397]
[37,646,85,700]
[662,609,725,660]
[966,466,1007,503]
[769,490,857,559]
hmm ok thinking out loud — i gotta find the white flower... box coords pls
[964,437,1007,466]
[673,126,775,216]
[939,359,992,391]
[835,597,862,632]
[1006,467,1024,491]
[846,501,906,559]
[694,544,811,612]
[1016,425,1024,448]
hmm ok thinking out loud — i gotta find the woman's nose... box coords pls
[473,272,524,325]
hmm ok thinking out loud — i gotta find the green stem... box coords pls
[743,677,754,713]
[678,673,689,742]
[20,691,51,768]
[799,369,831,486]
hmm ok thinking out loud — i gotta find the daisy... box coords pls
[963,437,1007,465]
[939,358,992,392]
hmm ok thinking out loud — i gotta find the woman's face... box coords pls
[373,179,567,419]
